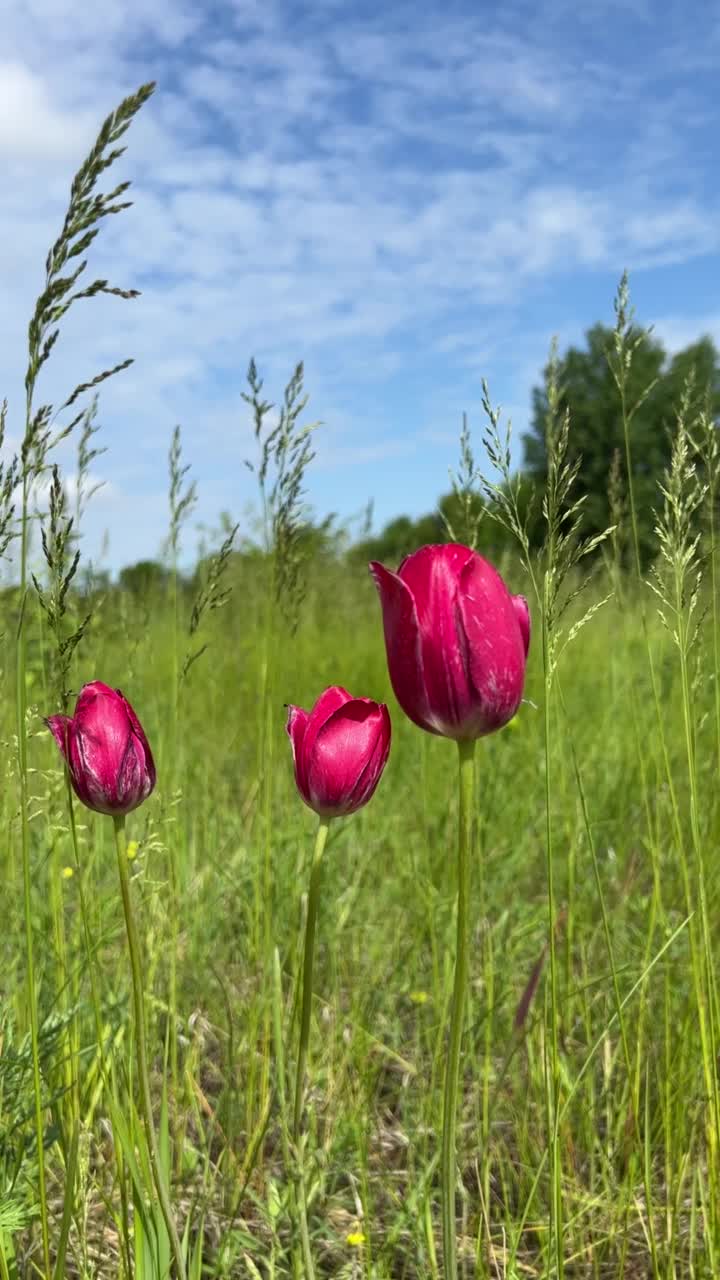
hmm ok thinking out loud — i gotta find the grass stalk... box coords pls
[113,813,187,1280]
[16,474,51,1277]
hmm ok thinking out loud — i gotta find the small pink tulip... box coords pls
[46,680,156,816]
[370,543,530,741]
[286,686,391,819]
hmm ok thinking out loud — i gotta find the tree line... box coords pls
[357,323,720,569]
[107,321,720,592]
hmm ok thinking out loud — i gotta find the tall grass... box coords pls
[1,85,719,1280]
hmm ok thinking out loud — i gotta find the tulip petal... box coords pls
[369,561,436,734]
[117,737,148,810]
[46,714,72,760]
[74,682,135,785]
[118,688,157,789]
[300,686,353,781]
[70,728,113,813]
[307,699,390,816]
[286,705,308,753]
[286,704,310,800]
[351,701,392,807]
[512,594,531,657]
[394,544,477,736]
[457,555,527,734]
[396,542,473,602]
[306,686,353,722]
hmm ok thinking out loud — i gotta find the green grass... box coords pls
[1,552,719,1278]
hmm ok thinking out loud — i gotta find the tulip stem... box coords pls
[113,815,188,1280]
[293,817,331,1278]
[441,738,476,1280]
[294,817,330,1138]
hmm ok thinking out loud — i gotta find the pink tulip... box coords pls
[370,543,530,741]
[46,680,156,816]
[286,686,391,818]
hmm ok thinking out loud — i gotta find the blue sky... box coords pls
[2,0,719,572]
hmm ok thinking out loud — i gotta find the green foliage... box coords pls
[167,425,197,563]
[119,559,171,596]
[33,466,92,706]
[352,494,524,570]
[21,83,155,485]
[4,545,718,1276]
[353,511,444,567]
[243,359,319,634]
[442,412,486,548]
[73,396,106,536]
[0,403,17,564]
[182,521,238,681]
[524,312,720,566]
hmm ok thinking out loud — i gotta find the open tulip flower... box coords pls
[46,680,156,816]
[286,685,391,818]
[370,542,530,741]
[370,542,530,1280]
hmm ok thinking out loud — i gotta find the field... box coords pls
[2,85,720,1280]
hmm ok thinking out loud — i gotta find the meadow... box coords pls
[2,84,719,1280]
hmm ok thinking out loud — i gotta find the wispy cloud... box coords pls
[1,0,718,566]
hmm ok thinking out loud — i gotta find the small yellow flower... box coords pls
[346,1231,365,1247]
[410,990,428,1005]
[61,866,74,880]
[126,840,139,861]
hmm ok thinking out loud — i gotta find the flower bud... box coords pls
[286,686,391,819]
[47,680,156,816]
[370,543,529,741]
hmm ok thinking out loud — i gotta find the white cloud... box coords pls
[653,312,720,356]
[0,0,718,567]
[0,62,92,161]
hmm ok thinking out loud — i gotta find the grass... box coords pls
[2,550,719,1278]
[1,83,719,1280]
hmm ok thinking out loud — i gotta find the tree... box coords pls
[118,559,170,596]
[352,512,446,568]
[523,325,720,565]
[351,489,530,569]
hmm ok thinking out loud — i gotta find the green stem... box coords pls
[676,587,720,1239]
[66,780,133,1280]
[441,738,475,1280]
[293,818,330,1138]
[711,481,720,780]
[16,474,52,1278]
[271,949,302,1280]
[113,814,187,1280]
[169,553,180,1097]
[293,817,330,1280]
[542,587,564,1280]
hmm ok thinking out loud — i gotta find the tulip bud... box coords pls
[286,686,391,819]
[46,680,156,816]
[370,543,529,741]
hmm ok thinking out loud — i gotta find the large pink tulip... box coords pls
[46,680,156,816]
[370,543,530,741]
[286,686,391,818]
